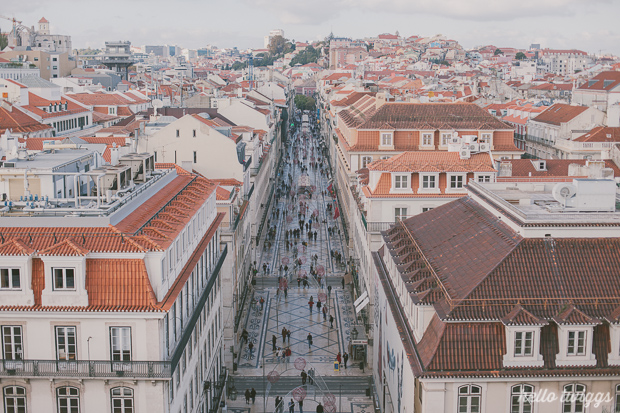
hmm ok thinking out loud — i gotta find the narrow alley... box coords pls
[227,110,374,413]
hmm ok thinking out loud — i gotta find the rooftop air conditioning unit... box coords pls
[459,149,471,159]
[479,143,490,152]
[469,143,479,152]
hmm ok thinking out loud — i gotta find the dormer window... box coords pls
[480,133,492,144]
[394,175,408,189]
[0,268,21,290]
[440,132,451,146]
[514,331,533,356]
[379,131,394,150]
[53,268,75,290]
[567,330,586,356]
[421,133,433,147]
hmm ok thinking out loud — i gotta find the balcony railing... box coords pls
[367,221,397,233]
[0,359,171,379]
[555,139,613,152]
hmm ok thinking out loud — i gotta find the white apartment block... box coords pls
[0,149,228,413]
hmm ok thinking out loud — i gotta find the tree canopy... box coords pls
[290,46,321,66]
[268,35,293,56]
[494,48,503,55]
[294,94,316,111]
[515,52,526,60]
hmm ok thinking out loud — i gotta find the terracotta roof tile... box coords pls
[531,103,588,126]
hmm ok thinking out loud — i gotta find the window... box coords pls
[441,133,451,146]
[57,387,79,413]
[615,384,620,413]
[53,57,58,61]
[422,175,436,189]
[1,268,21,290]
[421,133,433,146]
[56,326,77,360]
[480,133,492,144]
[192,129,196,138]
[3,386,26,413]
[53,268,75,290]
[567,331,586,355]
[110,327,131,361]
[458,385,481,413]
[510,384,533,413]
[193,151,197,164]
[422,207,434,213]
[111,387,133,413]
[380,133,392,146]
[394,175,408,189]
[361,156,372,168]
[450,175,464,189]
[562,383,585,413]
[176,129,180,138]
[477,175,491,183]
[395,208,407,222]
[514,331,533,356]
[2,326,23,360]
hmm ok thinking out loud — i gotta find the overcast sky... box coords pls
[3,0,619,56]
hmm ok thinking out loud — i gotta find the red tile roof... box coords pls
[0,105,52,135]
[367,151,495,173]
[531,103,588,126]
[577,71,620,91]
[574,126,620,142]
[499,159,620,178]
[356,102,511,130]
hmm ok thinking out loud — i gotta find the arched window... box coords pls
[562,383,586,413]
[458,384,481,413]
[3,386,26,413]
[510,384,533,413]
[57,386,79,413]
[111,387,133,413]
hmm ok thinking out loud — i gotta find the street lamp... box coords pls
[350,327,359,340]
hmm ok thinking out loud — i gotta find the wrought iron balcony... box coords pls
[0,359,171,379]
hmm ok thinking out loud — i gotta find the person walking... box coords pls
[245,388,250,404]
[308,298,314,314]
[322,306,327,321]
[329,314,334,328]
[248,341,254,356]
[282,327,287,344]
[260,296,265,310]
[276,396,283,413]
[301,369,307,385]
[272,334,277,352]
[316,300,322,312]
[298,399,304,413]
[316,403,324,413]
[343,352,349,369]
[287,329,292,343]
[250,388,256,404]
[307,333,313,350]
[289,399,295,413]
[336,352,342,366]
[308,367,315,386]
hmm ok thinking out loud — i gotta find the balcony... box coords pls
[554,139,613,153]
[0,359,171,379]
[366,221,397,233]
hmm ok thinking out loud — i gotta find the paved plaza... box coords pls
[228,121,373,413]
